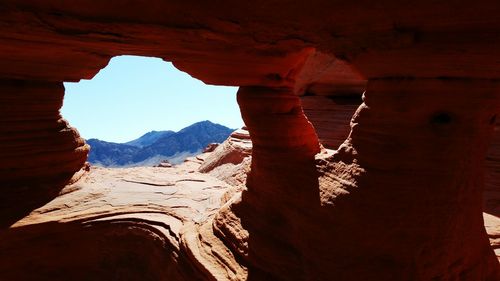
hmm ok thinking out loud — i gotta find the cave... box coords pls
[0,2,499,280]
[61,55,242,167]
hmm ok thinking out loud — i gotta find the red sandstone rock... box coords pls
[199,128,251,172]
[212,82,500,280]
[484,213,500,262]
[0,79,88,228]
[1,2,500,82]
[0,165,238,280]
[301,94,361,150]
[485,120,500,264]
[203,143,219,153]
[198,128,252,189]
[155,160,173,168]
[0,2,499,280]
[485,120,500,218]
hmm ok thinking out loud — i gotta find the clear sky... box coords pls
[61,55,243,143]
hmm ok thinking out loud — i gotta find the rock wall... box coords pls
[198,128,252,188]
[485,121,500,261]
[486,121,500,216]
[323,79,499,279]
[301,94,362,150]
[210,81,500,280]
[0,1,499,280]
[0,79,88,227]
[0,166,239,281]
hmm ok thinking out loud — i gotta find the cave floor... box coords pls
[12,163,234,229]
[484,171,500,261]
[0,161,498,279]
[0,163,237,280]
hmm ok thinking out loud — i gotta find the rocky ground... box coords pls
[485,213,500,261]
[0,129,252,280]
[0,127,498,280]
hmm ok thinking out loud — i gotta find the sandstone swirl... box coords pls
[1,2,500,280]
[0,79,88,228]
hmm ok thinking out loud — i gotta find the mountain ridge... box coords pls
[87,121,235,167]
[125,130,175,148]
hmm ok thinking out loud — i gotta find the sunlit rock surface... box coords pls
[0,79,88,228]
[1,135,499,280]
[0,1,499,280]
[0,159,239,280]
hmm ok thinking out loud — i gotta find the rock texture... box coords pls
[485,213,500,262]
[1,132,499,281]
[210,82,500,280]
[314,79,500,280]
[485,120,500,263]
[1,1,500,280]
[0,79,88,228]
[486,120,500,217]
[301,94,361,150]
[211,87,324,279]
[199,127,252,187]
[0,164,241,280]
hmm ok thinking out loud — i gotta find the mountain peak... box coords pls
[87,120,236,167]
[125,130,174,148]
[179,120,232,133]
[188,120,215,127]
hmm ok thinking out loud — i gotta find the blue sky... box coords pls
[61,55,243,143]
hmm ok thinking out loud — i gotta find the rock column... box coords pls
[213,86,322,279]
[215,80,500,280]
[312,79,500,280]
[0,79,88,227]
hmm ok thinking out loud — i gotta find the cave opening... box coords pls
[61,55,244,167]
[300,90,364,152]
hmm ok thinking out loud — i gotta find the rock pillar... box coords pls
[315,79,500,280]
[213,86,321,279]
[0,79,88,227]
[215,80,500,280]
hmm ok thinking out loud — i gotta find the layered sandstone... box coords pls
[208,82,500,280]
[485,120,500,262]
[0,164,239,280]
[1,135,499,280]
[0,79,88,227]
[486,120,500,216]
[198,127,252,188]
[301,94,361,150]
[0,1,499,280]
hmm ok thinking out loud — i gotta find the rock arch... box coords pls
[0,2,499,280]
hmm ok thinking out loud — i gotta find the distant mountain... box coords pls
[87,121,234,167]
[87,139,140,166]
[125,130,174,148]
[132,121,234,162]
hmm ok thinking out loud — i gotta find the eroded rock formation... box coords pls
[199,127,252,188]
[0,1,499,280]
[0,165,237,280]
[0,79,88,227]
[486,120,500,262]
[301,94,362,150]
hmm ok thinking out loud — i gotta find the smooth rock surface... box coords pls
[0,79,88,227]
[1,163,240,281]
[301,94,361,149]
[199,127,252,188]
[1,2,500,280]
[1,126,499,280]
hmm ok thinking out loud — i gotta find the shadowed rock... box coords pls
[0,2,499,280]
